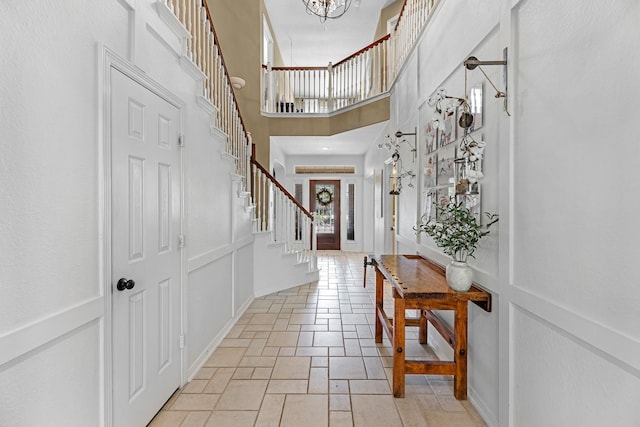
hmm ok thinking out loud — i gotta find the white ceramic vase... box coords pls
[445,261,473,292]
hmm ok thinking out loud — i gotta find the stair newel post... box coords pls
[296,209,308,261]
[296,214,309,261]
[306,213,311,263]
[245,133,251,194]
[282,194,293,247]
[266,62,273,113]
[298,209,304,257]
[283,197,289,251]
[311,212,317,270]
[283,193,288,246]
[285,194,290,249]
[287,198,293,253]
[276,190,282,243]
[251,163,257,232]
[261,171,267,232]
[279,191,284,243]
[327,62,334,113]
[255,167,260,231]
[294,207,300,257]
[268,179,275,239]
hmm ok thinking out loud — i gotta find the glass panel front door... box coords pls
[310,180,340,250]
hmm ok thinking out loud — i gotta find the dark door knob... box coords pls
[116,278,135,291]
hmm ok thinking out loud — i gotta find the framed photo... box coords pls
[436,144,456,185]
[419,101,438,153]
[423,152,437,189]
[468,83,483,132]
[435,186,455,220]
[456,190,481,223]
[454,157,480,195]
[438,110,457,148]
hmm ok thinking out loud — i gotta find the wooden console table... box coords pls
[372,254,491,399]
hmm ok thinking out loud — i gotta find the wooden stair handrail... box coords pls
[267,65,328,71]
[334,34,391,67]
[202,1,249,141]
[251,159,313,220]
[394,0,408,32]
[261,34,391,71]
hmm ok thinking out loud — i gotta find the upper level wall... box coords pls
[207,0,272,164]
[374,1,405,41]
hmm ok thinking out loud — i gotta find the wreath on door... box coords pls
[316,187,333,206]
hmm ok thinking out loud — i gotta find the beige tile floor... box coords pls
[150,252,487,427]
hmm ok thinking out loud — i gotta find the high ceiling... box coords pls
[263,0,395,157]
[263,0,395,67]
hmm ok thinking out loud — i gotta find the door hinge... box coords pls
[178,134,185,147]
[179,234,186,249]
[179,335,185,349]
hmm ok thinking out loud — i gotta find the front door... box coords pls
[111,68,182,427]
[310,180,340,250]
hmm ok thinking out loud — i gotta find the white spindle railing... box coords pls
[163,0,251,191]
[251,161,317,270]
[261,0,439,115]
[388,0,437,83]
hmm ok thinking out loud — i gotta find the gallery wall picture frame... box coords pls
[435,186,455,220]
[436,144,456,185]
[454,157,481,195]
[426,121,438,153]
[438,109,457,148]
[424,152,437,189]
[419,101,438,153]
[456,189,482,223]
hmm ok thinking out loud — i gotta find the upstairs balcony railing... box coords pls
[262,35,389,114]
[262,0,438,115]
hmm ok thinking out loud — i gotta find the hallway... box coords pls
[150,252,486,426]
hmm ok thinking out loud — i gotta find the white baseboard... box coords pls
[186,295,255,381]
[468,385,498,427]
[427,327,497,426]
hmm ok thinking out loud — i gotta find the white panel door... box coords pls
[111,68,182,427]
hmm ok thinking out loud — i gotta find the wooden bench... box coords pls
[371,254,491,399]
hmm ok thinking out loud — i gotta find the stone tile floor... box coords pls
[150,251,487,426]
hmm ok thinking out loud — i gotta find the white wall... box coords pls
[0,1,254,425]
[508,0,640,424]
[363,0,640,425]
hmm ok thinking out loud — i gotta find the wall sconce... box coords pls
[387,149,416,195]
[463,48,510,116]
[378,127,417,162]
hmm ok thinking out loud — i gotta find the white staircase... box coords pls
[235,158,319,297]
[252,231,320,297]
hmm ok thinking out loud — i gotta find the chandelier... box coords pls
[302,0,352,22]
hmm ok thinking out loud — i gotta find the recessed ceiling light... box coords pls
[322,147,329,151]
